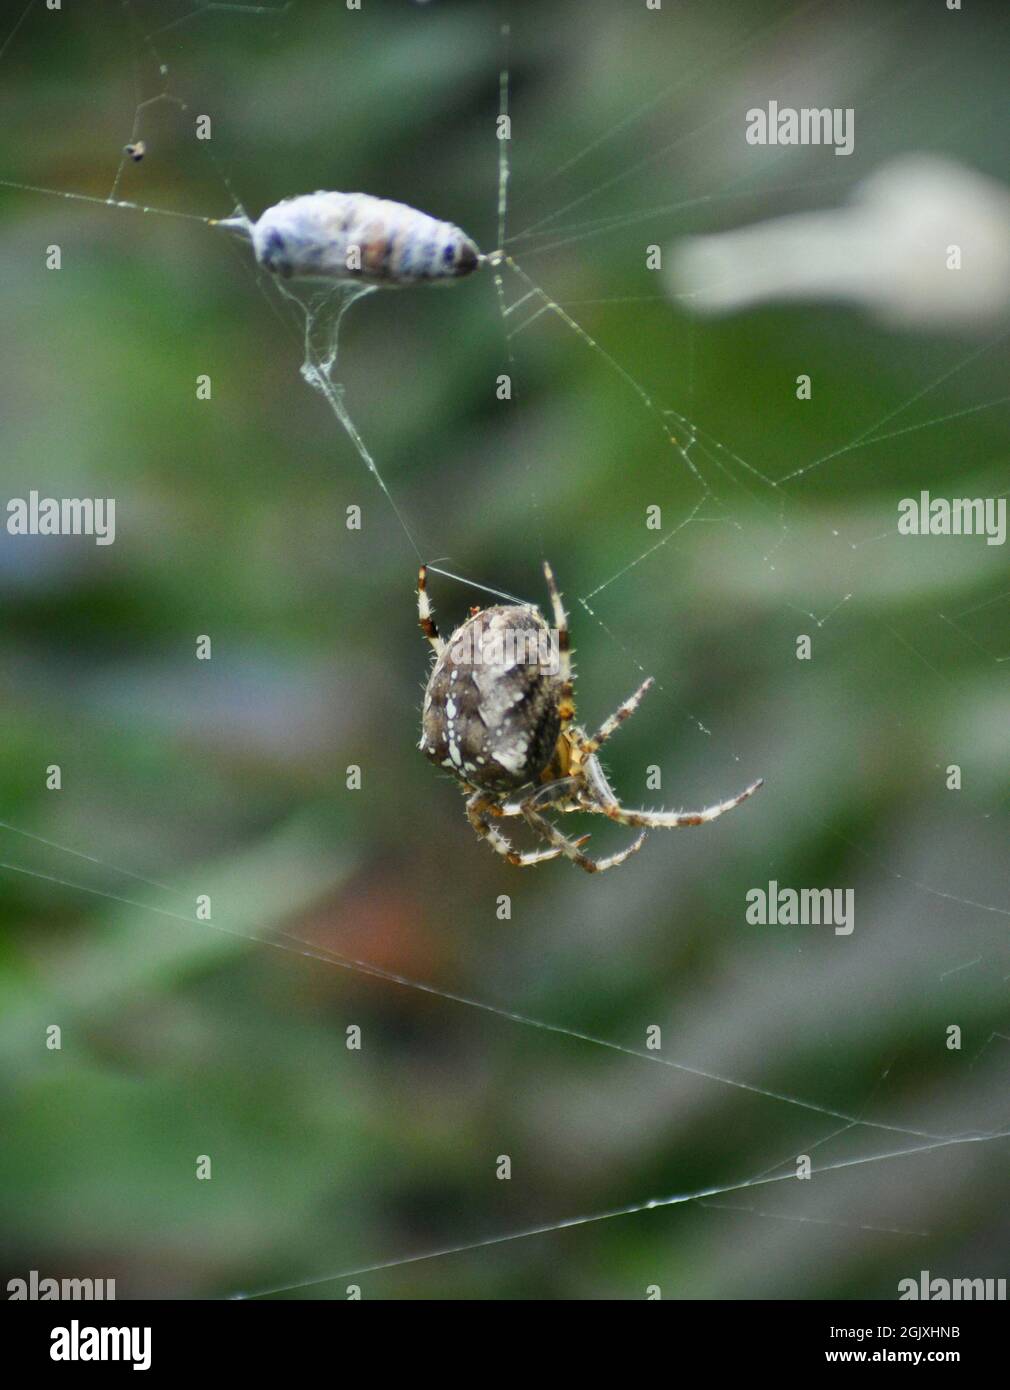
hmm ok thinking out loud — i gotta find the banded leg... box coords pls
[466,792,563,867]
[500,777,580,816]
[604,777,764,830]
[584,677,654,754]
[522,805,646,874]
[542,561,575,728]
[417,565,444,657]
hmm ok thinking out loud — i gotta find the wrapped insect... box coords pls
[214,190,481,285]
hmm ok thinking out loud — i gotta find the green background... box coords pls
[1,0,1008,1298]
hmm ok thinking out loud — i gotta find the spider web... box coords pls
[1,0,1009,1300]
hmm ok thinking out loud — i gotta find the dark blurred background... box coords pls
[1,0,1008,1298]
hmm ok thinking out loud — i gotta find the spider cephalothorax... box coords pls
[417,563,763,873]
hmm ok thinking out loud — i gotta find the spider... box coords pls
[417,562,763,873]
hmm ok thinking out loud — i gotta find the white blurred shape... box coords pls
[670,156,1010,330]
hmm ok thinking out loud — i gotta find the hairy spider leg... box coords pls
[417,565,444,657]
[506,776,582,813]
[602,777,765,830]
[541,561,575,728]
[466,791,564,867]
[522,805,646,874]
[584,677,655,754]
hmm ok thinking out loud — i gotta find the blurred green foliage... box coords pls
[0,0,1007,1298]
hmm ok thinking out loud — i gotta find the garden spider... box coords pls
[417,562,763,873]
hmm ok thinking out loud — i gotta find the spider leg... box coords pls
[417,565,445,657]
[466,791,563,867]
[500,777,581,815]
[522,804,646,874]
[597,777,764,829]
[583,677,654,753]
[541,560,575,729]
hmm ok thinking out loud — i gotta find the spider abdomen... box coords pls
[420,605,562,792]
